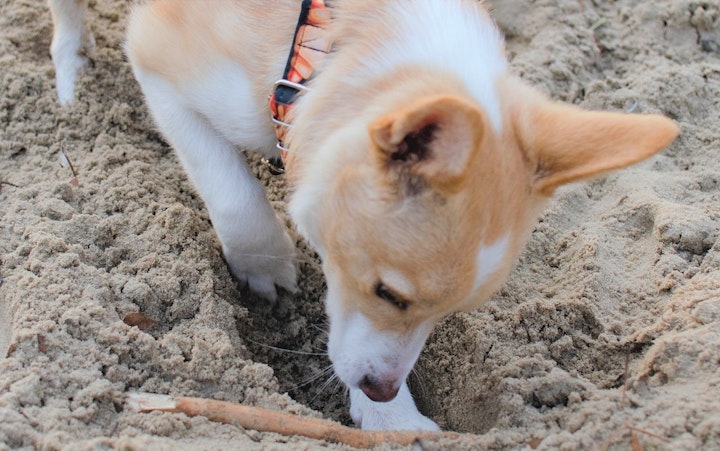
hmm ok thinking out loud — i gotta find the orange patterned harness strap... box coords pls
[269,0,332,167]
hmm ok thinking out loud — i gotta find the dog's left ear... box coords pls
[527,102,680,196]
[368,95,484,194]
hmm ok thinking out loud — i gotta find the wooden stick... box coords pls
[127,392,459,448]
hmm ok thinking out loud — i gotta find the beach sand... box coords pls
[1,0,719,449]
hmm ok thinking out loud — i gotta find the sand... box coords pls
[1,0,719,449]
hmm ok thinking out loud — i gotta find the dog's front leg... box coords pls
[349,382,439,431]
[131,70,298,302]
[47,0,95,105]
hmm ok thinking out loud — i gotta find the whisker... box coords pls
[308,324,329,342]
[332,377,346,398]
[409,367,429,398]
[290,364,335,391]
[310,321,329,332]
[244,337,327,356]
[315,376,345,406]
[232,253,319,265]
[310,372,340,404]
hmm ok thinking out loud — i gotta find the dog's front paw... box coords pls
[349,384,440,431]
[231,256,298,302]
[224,230,298,302]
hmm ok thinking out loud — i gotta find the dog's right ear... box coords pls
[368,95,485,195]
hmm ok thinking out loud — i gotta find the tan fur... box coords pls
[369,95,484,195]
[288,71,678,335]
[127,1,298,107]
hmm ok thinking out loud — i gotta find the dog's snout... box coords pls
[359,375,400,402]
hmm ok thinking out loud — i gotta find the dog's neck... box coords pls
[269,0,332,164]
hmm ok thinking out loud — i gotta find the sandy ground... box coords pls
[1,0,719,449]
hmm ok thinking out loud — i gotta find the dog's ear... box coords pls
[368,95,484,194]
[527,102,680,196]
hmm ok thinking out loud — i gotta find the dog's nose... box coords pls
[359,375,400,402]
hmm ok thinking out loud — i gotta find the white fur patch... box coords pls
[473,235,510,292]
[179,59,277,155]
[378,267,415,299]
[352,0,507,132]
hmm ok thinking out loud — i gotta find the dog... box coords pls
[49,0,679,431]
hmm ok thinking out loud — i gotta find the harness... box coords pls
[268,0,332,168]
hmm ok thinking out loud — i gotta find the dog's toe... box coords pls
[228,252,297,302]
[247,274,279,303]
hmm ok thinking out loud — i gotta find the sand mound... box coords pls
[1,0,718,449]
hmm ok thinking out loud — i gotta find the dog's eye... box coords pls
[375,282,409,311]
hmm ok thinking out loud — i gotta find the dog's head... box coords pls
[289,75,679,402]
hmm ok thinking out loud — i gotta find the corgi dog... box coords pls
[49,0,679,431]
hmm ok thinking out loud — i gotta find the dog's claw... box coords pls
[247,275,279,303]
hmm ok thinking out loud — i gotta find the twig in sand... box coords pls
[621,346,631,407]
[127,392,459,448]
[58,149,79,187]
[604,423,671,451]
[0,180,19,192]
[596,348,670,451]
[37,334,48,354]
[630,431,644,451]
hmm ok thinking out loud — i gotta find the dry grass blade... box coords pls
[127,392,460,448]
[597,422,670,451]
[627,425,670,444]
[58,149,79,186]
[626,100,639,114]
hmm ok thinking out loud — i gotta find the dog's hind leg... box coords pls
[129,69,297,302]
[47,0,95,105]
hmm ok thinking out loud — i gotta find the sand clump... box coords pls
[1,0,719,449]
